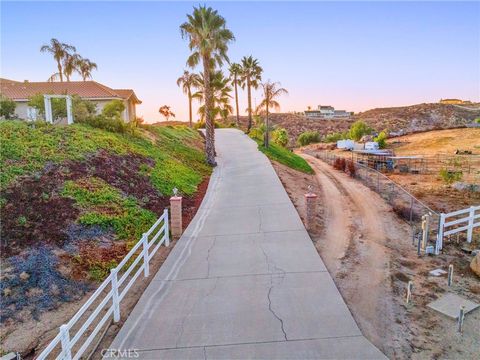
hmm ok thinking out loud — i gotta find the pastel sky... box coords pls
[2,1,479,123]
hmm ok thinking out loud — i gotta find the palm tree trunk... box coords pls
[234,75,240,127]
[265,103,270,148]
[247,77,252,132]
[57,61,63,82]
[188,88,193,128]
[203,56,216,166]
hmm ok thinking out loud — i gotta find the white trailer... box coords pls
[337,139,355,150]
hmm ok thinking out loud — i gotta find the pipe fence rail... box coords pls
[436,205,480,254]
[305,150,440,251]
[36,209,170,360]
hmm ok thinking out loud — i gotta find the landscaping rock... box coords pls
[470,253,480,277]
[19,271,29,281]
[453,182,480,192]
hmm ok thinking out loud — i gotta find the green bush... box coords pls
[324,132,345,143]
[248,127,264,141]
[0,95,16,119]
[194,119,222,129]
[348,120,372,141]
[297,131,320,146]
[439,168,463,185]
[475,118,480,124]
[271,128,289,147]
[76,115,131,134]
[102,99,125,119]
[374,130,388,149]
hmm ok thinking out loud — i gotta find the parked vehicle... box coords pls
[365,141,379,150]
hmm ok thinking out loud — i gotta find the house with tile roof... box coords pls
[0,78,142,122]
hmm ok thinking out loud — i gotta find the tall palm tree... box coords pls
[77,58,98,81]
[239,56,262,132]
[177,70,201,128]
[40,38,76,82]
[258,80,288,147]
[194,70,233,122]
[63,53,82,81]
[228,62,242,127]
[180,5,235,166]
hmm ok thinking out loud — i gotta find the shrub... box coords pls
[76,115,130,134]
[271,128,289,147]
[0,95,16,119]
[346,160,356,177]
[194,120,222,129]
[439,168,463,185]
[348,120,372,141]
[249,127,264,141]
[101,99,125,119]
[324,132,345,143]
[333,158,346,171]
[374,130,388,149]
[297,131,321,146]
[476,118,480,124]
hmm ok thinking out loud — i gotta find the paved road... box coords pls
[110,129,385,359]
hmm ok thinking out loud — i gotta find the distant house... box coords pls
[304,105,352,119]
[439,98,472,105]
[0,78,142,122]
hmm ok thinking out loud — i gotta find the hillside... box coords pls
[226,103,480,146]
[355,103,480,135]
[0,121,211,334]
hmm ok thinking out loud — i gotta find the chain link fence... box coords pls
[304,149,440,251]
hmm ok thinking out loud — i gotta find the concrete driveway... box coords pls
[109,129,385,359]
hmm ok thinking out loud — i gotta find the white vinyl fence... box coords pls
[36,209,170,360]
[435,205,480,254]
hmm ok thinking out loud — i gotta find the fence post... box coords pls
[164,209,170,247]
[111,268,120,322]
[59,324,72,360]
[142,233,150,277]
[438,213,445,251]
[467,206,475,243]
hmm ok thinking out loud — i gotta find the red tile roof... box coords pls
[0,78,141,104]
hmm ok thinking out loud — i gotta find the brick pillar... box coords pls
[170,196,182,238]
[305,192,317,231]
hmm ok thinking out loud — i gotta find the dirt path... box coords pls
[301,153,413,358]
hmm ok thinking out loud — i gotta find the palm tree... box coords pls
[239,56,262,132]
[258,80,288,147]
[159,105,176,122]
[194,70,233,122]
[40,38,76,82]
[228,62,242,127]
[63,53,82,81]
[177,70,201,128]
[77,58,98,81]
[180,5,235,166]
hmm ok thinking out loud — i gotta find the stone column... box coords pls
[305,192,318,231]
[170,196,182,238]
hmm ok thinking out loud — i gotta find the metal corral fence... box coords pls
[36,209,170,360]
[305,150,440,250]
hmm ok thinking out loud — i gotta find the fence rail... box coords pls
[36,209,170,360]
[436,205,480,254]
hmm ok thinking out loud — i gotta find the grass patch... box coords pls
[254,139,313,174]
[0,121,211,195]
[61,177,157,242]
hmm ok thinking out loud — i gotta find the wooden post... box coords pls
[448,264,453,287]
[305,190,317,231]
[406,281,413,304]
[170,195,183,238]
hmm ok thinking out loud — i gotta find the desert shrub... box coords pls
[0,95,16,119]
[297,131,321,146]
[271,128,289,147]
[194,119,222,129]
[346,159,356,177]
[374,130,388,149]
[348,120,372,141]
[324,132,344,143]
[476,118,480,124]
[333,158,346,171]
[439,168,463,185]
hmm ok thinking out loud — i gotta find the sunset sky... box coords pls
[2,1,479,123]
